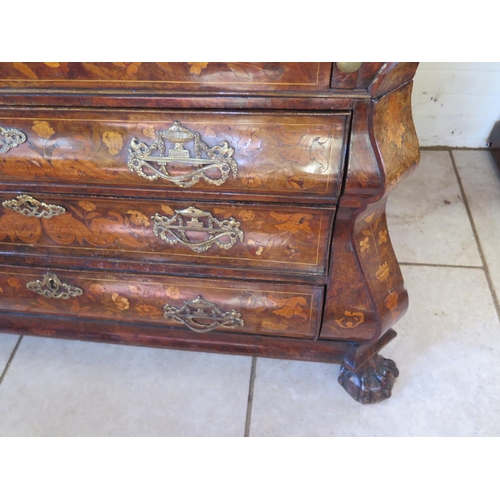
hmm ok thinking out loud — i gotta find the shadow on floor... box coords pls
[488,121,500,172]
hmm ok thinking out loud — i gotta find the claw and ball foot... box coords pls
[338,353,399,404]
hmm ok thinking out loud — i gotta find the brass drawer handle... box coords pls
[2,195,66,219]
[0,125,27,154]
[152,206,244,253]
[128,120,238,187]
[26,273,83,300]
[164,295,244,333]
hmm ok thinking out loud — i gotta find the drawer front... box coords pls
[0,267,323,339]
[0,194,333,275]
[0,63,333,92]
[0,109,347,201]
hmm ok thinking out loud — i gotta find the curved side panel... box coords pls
[372,81,420,190]
[353,199,409,337]
[368,62,419,98]
[321,207,379,341]
[321,81,419,342]
[341,101,382,204]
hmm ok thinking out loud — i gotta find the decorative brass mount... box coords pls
[152,206,244,253]
[26,273,84,300]
[164,295,244,333]
[2,195,66,219]
[128,121,238,187]
[0,125,27,154]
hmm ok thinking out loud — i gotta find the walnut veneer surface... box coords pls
[0,62,420,404]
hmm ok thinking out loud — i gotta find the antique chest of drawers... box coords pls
[0,62,420,404]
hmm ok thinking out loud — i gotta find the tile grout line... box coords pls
[449,150,500,322]
[244,356,257,437]
[0,335,23,386]
[420,146,491,152]
[399,262,484,270]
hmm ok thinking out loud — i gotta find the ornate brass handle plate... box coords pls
[2,195,66,219]
[128,121,238,187]
[164,295,244,333]
[0,125,26,154]
[26,273,83,300]
[152,206,244,253]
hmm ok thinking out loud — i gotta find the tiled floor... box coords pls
[0,150,499,436]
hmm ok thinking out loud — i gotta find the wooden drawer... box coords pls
[0,266,324,339]
[0,193,334,276]
[0,108,347,202]
[0,63,333,92]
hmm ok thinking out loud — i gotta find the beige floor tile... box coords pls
[0,334,20,375]
[0,337,251,436]
[387,150,481,266]
[249,266,500,436]
[453,150,500,299]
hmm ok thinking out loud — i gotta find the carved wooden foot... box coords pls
[338,329,399,404]
[338,354,399,404]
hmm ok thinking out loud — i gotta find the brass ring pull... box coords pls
[164,295,244,333]
[127,121,238,187]
[0,125,26,154]
[152,206,244,253]
[26,273,83,300]
[2,195,66,219]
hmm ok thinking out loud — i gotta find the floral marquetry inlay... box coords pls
[0,272,322,339]
[187,63,209,75]
[0,112,345,199]
[385,291,399,312]
[102,131,124,156]
[0,197,331,274]
[353,202,407,330]
[32,121,55,139]
[375,262,390,282]
[0,63,330,91]
[374,83,420,190]
[334,311,365,329]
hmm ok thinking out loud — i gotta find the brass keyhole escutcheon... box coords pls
[26,273,83,300]
[2,195,66,219]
